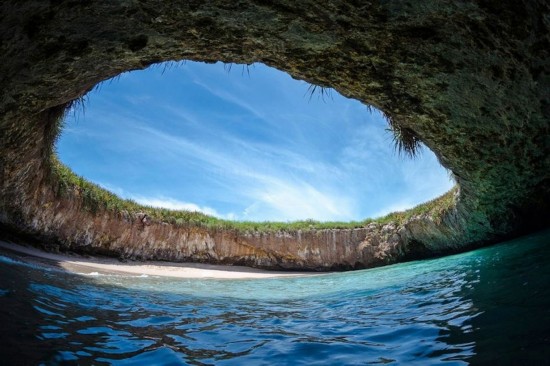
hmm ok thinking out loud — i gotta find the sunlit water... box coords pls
[1,230,549,365]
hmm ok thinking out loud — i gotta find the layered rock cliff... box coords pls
[0,1,548,270]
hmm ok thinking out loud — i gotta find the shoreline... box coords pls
[0,240,319,279]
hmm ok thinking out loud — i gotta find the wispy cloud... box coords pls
[243,181,356,221]
[370,200,417,219]
[129,123,357,221]
[131,196,233,219]
[94,181,236,219]
[191,77,267,122]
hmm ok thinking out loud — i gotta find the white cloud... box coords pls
[191,77,267,121]
[94,181,234,219]
[241,179,357,222]
[98,122,357,221]
[131,196,226,218]
[370,201,416,219]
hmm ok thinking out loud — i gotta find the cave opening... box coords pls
[55,61,454,223]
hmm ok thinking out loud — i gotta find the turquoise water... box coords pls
[1,230,549,365]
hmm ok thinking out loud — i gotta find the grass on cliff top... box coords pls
[50,156,456,232]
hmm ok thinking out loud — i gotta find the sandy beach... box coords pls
[0,240,317,279]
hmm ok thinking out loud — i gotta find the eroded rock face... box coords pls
[0,1,548,270]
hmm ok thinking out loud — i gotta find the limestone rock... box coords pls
[0,1,548,270]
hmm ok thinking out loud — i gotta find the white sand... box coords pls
[0,240,317,279]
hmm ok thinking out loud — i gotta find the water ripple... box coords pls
[1,229,549,364]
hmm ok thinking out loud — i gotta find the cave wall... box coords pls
[0,1,548,270]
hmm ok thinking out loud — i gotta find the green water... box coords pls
[0,229,549,365]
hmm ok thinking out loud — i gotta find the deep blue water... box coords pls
[0,230,549,365]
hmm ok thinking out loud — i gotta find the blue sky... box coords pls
[57,61,454,222]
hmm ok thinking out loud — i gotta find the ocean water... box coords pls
[0,230,549,365]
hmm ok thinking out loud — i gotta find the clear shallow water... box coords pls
[1,230,549,365]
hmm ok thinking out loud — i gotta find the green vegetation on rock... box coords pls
[50,155,456,233]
